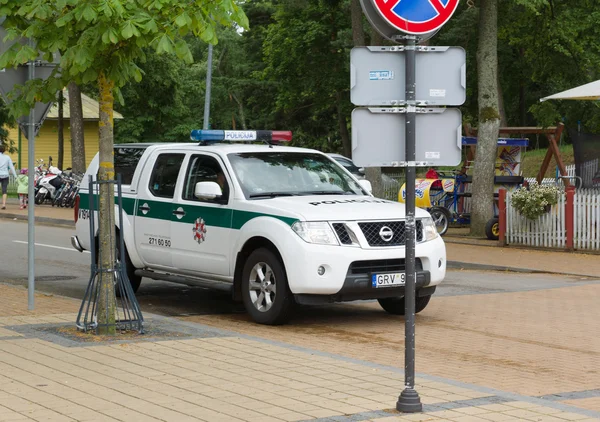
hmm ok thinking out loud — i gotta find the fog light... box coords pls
[438,259,443,268]
[317,266,326,276]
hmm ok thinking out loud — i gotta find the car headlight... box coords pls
[292,222,339,245]
[421,217,439,242]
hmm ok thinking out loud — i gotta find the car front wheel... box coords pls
[241,248,294,325]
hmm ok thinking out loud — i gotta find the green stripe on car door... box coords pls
[79,193,297,229]
[79,192,136,216]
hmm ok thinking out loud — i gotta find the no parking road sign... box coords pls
[373,0,460,35]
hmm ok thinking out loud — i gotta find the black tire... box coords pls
[241,248,294,325]
[95,234,142,296]
[378,294,432,315]
[34,191,45,205]
[429,206,452,236]
[485,217,500,240]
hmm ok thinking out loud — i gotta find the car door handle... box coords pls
[139,205,151,212]
[172,210,186,217]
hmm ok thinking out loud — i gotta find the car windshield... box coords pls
[227,152,367,199]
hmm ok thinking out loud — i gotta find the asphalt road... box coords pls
[1,220,597,318]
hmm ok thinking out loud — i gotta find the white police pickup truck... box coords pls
[71,130,446,325]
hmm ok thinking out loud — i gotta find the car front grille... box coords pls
[332,223,353,245]
[349,258,423,275]
[358,220,423,246]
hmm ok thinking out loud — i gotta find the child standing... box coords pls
[17,168,28,210]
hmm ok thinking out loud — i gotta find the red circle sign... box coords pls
[372,0,460,35]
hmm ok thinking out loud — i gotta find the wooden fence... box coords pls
[574,189,600,250]
[506,191,567,248]
[504,187,600,251]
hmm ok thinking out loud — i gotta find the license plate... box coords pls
[372,272,406,288]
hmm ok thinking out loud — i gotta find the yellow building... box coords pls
[8,90,123,170]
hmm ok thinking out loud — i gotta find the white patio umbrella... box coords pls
[540,79,600,101]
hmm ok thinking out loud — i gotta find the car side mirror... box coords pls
[359,179,372,193]
[358,167,365,173]
[194,181,223,200]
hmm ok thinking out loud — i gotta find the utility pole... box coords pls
[203,44,213,130]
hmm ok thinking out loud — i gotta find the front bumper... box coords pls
[295,267,435,305]
[282,233,446,296]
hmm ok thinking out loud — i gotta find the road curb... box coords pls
[447,260,597,278]
[0,212,74,228]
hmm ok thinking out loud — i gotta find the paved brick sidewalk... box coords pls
[446,242,600,277]
[0,283,598,422]
[0,200,74,226]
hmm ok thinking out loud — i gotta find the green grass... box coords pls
[520,144,574,178]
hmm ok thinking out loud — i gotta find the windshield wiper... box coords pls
[303,191,354,195]
[249,192,300,199]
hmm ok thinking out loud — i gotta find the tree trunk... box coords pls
[336,92,351,158]
[96,72,117,335]
[470,0,501,237]
[230,93,247,130]
[348,0,364,159]
[519,49,526,126]
[350,0,365,46]
[68,81,86,174]
[497,72,507,127]
[57,90,64,170]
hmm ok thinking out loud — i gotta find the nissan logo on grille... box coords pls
[379,226,394,242]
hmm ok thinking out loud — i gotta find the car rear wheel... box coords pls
[242,248,294,325]
[378,294,432,315]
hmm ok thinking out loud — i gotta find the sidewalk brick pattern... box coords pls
[0,284,598,421]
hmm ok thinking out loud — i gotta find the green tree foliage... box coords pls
[261,0,352,152]
[113,0,600,156]
[0,0,248,115]
[115,1,275,142]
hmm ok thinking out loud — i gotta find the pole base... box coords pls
[396,387,423,413]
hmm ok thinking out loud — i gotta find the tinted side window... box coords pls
[149,154,185,198]
[114,147,147,184]
[183,155,229,202]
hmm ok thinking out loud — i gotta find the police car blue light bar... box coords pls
[190,130,293,143]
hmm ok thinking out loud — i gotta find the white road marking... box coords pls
[13,240,90,254]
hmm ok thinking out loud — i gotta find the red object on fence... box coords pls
[565,186,575,250]
[498,189,507,246]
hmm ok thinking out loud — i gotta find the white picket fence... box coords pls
[506,188,600,250]
[506,192,567,248]
[574,189,600,250]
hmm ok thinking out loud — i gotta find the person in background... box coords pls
[0,145,17,209]
[17,168,28,210]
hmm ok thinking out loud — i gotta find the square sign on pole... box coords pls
[351,46,466,106]
[351,107,462,167]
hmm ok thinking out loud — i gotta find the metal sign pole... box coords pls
[27,54,36,310]
[396,35,422,413]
